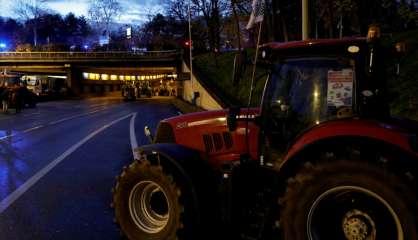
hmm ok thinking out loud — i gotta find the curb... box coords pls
[171,98,205,113]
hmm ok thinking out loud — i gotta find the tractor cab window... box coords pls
[264,57,355,150]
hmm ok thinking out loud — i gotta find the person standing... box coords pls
[17,82,28,111]
[1,83,10,113]
[0,83,4,111]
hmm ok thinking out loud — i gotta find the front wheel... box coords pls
[279,160,417,240]
[112,161,185,240]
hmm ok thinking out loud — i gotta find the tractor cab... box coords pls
[249,34,401,164]
[260,39,368,153]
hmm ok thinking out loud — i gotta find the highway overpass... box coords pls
[0,50,182,95]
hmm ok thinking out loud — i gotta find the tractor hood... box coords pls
[153,108,260,165]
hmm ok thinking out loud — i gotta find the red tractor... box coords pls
[112,28,418,240]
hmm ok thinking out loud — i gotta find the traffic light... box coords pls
[184,40,192,48]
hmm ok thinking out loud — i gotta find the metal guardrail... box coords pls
[0,50,179,59]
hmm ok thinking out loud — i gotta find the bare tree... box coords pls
[14,0,49,46]
[232,0,251,15]
[88,0,122,41]
[192,0,228,51]
[164,0,190,22]
[231,0,242,49]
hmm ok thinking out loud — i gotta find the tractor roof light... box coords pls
[367,26,381,42]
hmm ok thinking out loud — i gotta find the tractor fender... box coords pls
[137,143,220,226]
[284,119,418,162]
[138,143,215,184]
[277,135,418,191]
[276,120,418,185]
[139,143,202,178]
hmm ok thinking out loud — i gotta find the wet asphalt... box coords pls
[0,96,179,239]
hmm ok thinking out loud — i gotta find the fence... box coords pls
[0,50,179,60]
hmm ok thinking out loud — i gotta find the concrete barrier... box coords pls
[181,61,224,111]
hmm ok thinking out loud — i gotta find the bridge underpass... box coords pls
[0,51,182,95]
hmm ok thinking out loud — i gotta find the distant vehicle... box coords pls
[0,73,20,86]
[21,75,42,96]
[137,82,152,98]
[0,74,37,109]
[122,82,136,101]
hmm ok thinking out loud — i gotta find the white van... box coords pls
[21,76,42,96]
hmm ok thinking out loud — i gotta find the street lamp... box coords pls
[302,0,309,40]
[188,0,193,91]
[126,26,132,40]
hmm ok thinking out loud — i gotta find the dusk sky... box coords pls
[0,0,165,25]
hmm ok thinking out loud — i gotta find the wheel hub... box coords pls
[129,180,170,234]
[307,186,404,240]
[342,209,376,240]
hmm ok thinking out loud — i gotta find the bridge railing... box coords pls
[0,50,179,59]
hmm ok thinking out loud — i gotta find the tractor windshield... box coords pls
[265,57,356,140]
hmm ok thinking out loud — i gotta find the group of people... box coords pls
[121,80,178,101]
[0,82,31,113]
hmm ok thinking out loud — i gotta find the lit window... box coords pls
[89,73,96,80]
[125,76,131,81]
[110,75,118,80]
[101,74,109,80]
[83,72,89,79]
[119,75,125,81]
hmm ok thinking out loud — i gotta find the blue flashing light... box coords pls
[83,45,89,50]
[0,43,6,48]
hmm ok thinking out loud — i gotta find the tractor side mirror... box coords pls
[227,107,240,132]
[232,50,247,86]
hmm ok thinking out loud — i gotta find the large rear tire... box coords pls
[279,160,418,240]
[112,161,187,240]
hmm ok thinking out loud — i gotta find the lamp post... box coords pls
[126,26,132,51]
[188,0,193,91]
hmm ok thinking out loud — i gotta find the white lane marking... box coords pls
[1,108,113,142]
[22,125,44,133]
[49,109,102,125]
[49,116,77,125]
[129,113,140,160]
[0,134,15,140]
[23,112,41,117]
[0,112,134,214]
[89,103,109,108]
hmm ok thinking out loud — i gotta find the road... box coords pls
[0,97,179,239]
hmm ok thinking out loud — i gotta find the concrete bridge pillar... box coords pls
[66,67,82,95]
